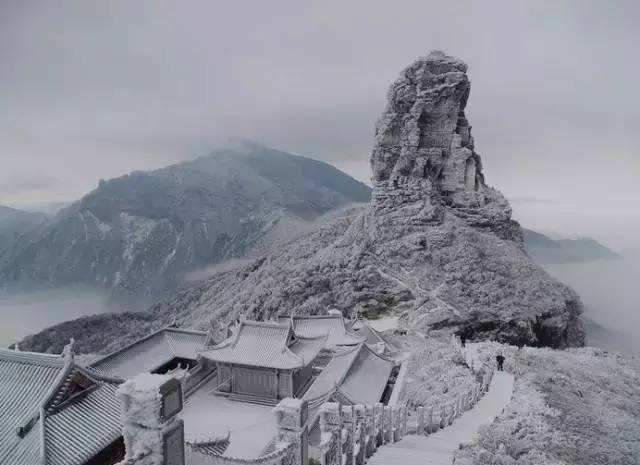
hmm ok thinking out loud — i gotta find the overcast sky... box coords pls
[1,0,638,253]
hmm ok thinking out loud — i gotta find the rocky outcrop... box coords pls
[18,52,585,354]
[370,51,517,240]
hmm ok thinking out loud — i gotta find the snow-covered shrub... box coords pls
[396,335,477,413]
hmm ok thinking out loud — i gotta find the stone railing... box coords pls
[409,367,492,435]
[188,442,297,465]
[406,339,495,436]
[316,401,408,465]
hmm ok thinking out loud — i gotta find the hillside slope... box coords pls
[455,343,640,465]
[0,143,370,302]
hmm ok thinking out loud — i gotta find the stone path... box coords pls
[368,370,514,465]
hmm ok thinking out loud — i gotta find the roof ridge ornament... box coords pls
[62,338,75,364]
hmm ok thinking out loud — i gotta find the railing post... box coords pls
[353,405,366,465]
[117,374,185,465]
[382,406,392,444]
[320,403,342,465]
[274,398,309,465]
[341,406,355,465]
[373,403,384,447]
[425,406,433,434]
[393,406,403,442]
[401,403,408,437]
[447,403,455,426]
[416,406,425,435]
[364,405,375,457]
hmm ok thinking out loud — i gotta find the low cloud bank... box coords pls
[544,258,640,355]
[0,286,117,348]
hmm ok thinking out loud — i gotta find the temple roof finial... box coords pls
[62,338,75,363]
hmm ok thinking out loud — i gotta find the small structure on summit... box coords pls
[199,320,326,403]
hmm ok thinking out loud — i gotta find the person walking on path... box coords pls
[496,353,505,371]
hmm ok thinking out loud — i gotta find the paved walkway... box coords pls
[368,370,515,465]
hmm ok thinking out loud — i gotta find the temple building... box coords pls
[302,342,396,406]
[0,343,124,465]
[0,311,403,463]
[91,326,208,379]
[278,312,365,348]
[199,320,326,403]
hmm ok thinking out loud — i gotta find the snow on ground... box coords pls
[368,371,514,465]
[180,377,277,458]
[455,343,640,465]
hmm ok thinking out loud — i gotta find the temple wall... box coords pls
[279,371,293,398]
[233,366,278,398]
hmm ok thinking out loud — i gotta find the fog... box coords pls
[0,287,116,347]
[543,259,640,355]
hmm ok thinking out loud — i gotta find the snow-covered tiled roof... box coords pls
[303,343,394,405]
[200,321,326,370]
[0,346,123,465]
[350,319,394,349]
[339,343,394,404]
[91,327,207,379]
[278,314,365,348]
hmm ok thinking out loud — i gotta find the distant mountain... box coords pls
[0,206,47,258]
[522,228,620,264]
[0,143,371,303]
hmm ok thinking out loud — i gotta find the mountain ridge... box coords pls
[522,228,620,264]
[0,143,371,304]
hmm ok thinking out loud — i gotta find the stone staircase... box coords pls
[227,392,280,406]
[367,371,515,465]
[367,435,453,465]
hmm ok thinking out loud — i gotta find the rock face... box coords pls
[370,51,516,240]
[0,143,371,303]
[18,52,585,354]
